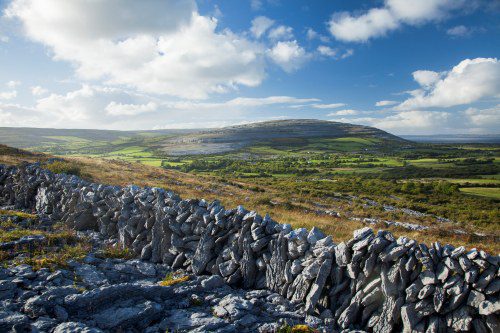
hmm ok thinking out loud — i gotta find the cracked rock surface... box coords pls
[0,255,332,332]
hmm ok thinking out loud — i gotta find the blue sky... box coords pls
[0,0,498,134]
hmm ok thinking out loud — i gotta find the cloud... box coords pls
[306,28,318,40]
[374,110,450,131]
[446,25,485,38]
[268,25,293,40]
[6,0,267,99]
[105,101,158,116]
[328,0,468,42]
[0,83,323,129]
[327,109,358,116]
[317,46,337,57]
[6,80,20,88]
[337,110,451,134]
[397,58,500,110]
[446,25,469,37]
[0,35,9,42]
[31,86,48,96]
[223,96,318,107]
[311,103,346,109]
[375,100,398,107]
[250,16,274,38]
[316,46,353,60]
[0,91,17,100]
[464,105,500,127]
[340,49,354,59]
[250,0,263,11]
[412,70,441,87]
[306,28,330,42]
[267,40,310,72]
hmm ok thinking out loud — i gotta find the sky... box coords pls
[0,0,499,135]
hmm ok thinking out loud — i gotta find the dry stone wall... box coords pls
[0,163,499,332]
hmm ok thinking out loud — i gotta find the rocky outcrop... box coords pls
[0,163,499,332]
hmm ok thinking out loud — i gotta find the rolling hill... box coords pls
[0,120,409,157]
[0,127,197,155]
[159,119,408,155]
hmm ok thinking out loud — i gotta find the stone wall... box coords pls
[0,163,498,332]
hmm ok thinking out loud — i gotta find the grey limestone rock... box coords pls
[53,322,104,333]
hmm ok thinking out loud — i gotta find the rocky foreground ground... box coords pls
[0,213,326,333]
[1,246,323,333]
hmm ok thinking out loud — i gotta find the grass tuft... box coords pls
[278,324,317,333]
[97,245,134,259]
[159,273,190,287]
[19,243,91,271]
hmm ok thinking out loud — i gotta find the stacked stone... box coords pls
[0,163,498,332]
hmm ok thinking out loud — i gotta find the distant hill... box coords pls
[403,134,500,144]
[0,120,407,157]
[0,127,197,150]
[159,119,407,155]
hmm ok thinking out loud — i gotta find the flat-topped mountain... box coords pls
[0,120,407,156]
[160,119,407,155]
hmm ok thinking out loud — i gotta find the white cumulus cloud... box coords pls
[6,0,266,99]
[267,40,310,73]
[397,57,500,110]
[464,105,500,127]
[329,0,468,42]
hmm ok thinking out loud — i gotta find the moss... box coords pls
[159,273,190,287]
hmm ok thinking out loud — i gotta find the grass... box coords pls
[159,273,190,287]
[97,245,134,259]
[460,187,500,200]
[446,178,500,185]
[20,243,91,271]
[0,209,37,220]
[0,210,88,270]
[45,160,82,176]
[278,324,317,333]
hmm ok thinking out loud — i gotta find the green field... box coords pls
[460,187,500,199]
[448,178,500,185]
